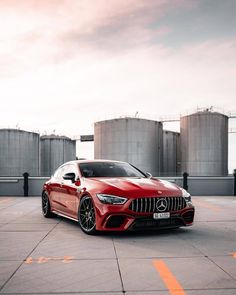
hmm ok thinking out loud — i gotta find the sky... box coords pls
[0,0,236,171]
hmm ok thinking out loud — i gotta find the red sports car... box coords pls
[42,160,194,234]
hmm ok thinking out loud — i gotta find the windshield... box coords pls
[79,162,146,178]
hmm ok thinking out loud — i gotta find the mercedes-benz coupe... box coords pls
[42,160,194,234]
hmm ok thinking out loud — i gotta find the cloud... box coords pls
[0,0,196,76]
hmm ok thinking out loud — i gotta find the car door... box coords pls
[60,164,78,219]
[49,166,67,213]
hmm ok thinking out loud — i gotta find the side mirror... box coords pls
[146,172,152,179]
[63,172,76,183]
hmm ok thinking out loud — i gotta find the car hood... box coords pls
[85,177,182,197]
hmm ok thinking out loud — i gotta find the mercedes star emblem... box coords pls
[156,198,167,212]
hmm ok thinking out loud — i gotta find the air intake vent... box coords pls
[129,196,186,213]
[182,210,194,223]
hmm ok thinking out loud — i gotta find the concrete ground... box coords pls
[0,196,235,295]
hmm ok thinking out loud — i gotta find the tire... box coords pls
[42,192,55,218]
[78,195,97,235]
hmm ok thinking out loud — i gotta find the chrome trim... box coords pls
[136,199,138,212]
[52,211,78,222]
[148,198,152,212]
[131,200,134,211]
[171,197,174,211]
[144,198,147,212]
[129,196,186,213]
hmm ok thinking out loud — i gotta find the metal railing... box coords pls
[0,173,235,196]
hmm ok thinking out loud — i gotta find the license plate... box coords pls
[153,212,170,219]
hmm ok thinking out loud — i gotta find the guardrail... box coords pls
[0,175,235,196]
[0,177,49,196]
[157,176,235,196]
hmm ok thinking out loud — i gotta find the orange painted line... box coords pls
[25,257,33,264]
[37,256,51,263]
[232,253,236,259]
[62,256,74,263]
[193,200,221,212]
[153,259,186,295]
[25,256,75,264]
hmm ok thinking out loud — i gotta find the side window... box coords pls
[54,166,65,180]
[53,168,59,178]
[54,164,78,180]
[62,164,79,178]
[63,164,76,175]
[54,167,61,179]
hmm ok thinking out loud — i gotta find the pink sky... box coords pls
[0,0,236,170]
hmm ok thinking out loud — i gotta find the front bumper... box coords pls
[94,198,195,231]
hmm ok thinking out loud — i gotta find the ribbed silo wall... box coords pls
[163,131,180,176]
[0,129,40,176]
[180,112,228,176]
[94,118,163,176]
[40,136,76,176]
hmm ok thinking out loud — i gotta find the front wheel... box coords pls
[78,196,97,235]
[42,192,55,218]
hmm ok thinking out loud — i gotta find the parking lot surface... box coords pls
[0,196,235,295]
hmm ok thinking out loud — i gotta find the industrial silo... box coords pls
[40,135,76,176]
[0,129,40,176]
[163,130,180,176]
[94,118,163,176]
[180,111,228,176]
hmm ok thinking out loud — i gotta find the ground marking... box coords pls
[232,253,236,259]
[25,256,74,264]
[153,259,186,295]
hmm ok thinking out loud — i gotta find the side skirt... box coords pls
[52,210,78,222]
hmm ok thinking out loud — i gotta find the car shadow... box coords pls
[56,215,192,238]
[98,227,192,238]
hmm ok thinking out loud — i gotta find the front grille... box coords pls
[129,196,186,213]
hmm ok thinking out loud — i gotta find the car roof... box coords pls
[65,159,127,165]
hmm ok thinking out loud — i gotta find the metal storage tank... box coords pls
[94,118,163,176]
[40,135,76,176]
[0,129,40,176]
[163,130,180,176]
[180,111,228,176]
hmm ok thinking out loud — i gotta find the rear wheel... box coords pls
[78,196,97,235]
[42,192,55,218]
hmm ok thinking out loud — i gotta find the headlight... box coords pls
[97,194,127,205]
[180,188,192,204]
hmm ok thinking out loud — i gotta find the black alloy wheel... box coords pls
[78,196,96,234]
[42,192,55,218]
